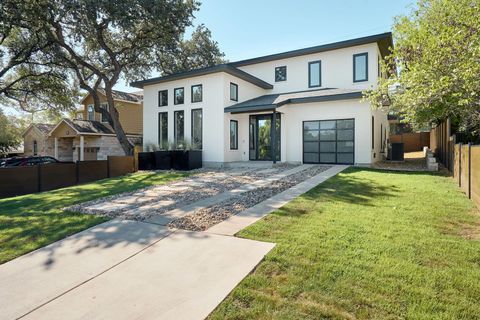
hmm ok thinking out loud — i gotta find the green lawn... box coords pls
[210,168,480,320]
[0,171,187,264]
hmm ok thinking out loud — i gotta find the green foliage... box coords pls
[0,109,22,155]
[210,168,480,319]
[0,170,188,264]
[366,0,480,134]
[160,24,227,74]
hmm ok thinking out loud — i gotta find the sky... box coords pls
[115,0,415,92]
[3,0,415,116]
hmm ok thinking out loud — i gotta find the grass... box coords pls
[210,168,480,320]
[0,171,187,264]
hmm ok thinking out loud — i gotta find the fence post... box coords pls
[459,143,462,187]
[107,156,111,178]
[75,161,79,184]
[37,164,42,192]
[468,143,472,199]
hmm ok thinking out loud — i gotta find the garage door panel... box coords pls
[304,153,319,163]
[304,130,319,141]
[304,142,319,152]
[320,142,336,152]
[320,153,336,163]
[303,119,354,165]
[320,130,336,140]
[337,129,354,141]
[337,153,354,164]
[337,141,354,153]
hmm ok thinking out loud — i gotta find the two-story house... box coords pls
[131,33,392,166]
[23,89,143,161]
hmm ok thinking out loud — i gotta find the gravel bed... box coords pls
[168,165,331,231]
[66,165,298,218]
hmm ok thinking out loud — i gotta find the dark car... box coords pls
[0,156,64,168]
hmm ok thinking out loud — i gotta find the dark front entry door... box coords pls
[249,114,281,161]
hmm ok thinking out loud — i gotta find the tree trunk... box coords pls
[104,86,133,156]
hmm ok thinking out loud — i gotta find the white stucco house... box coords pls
[131,32,392,166]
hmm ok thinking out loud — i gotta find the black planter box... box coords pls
[138,152,155,170]
[171,150,202,170]
[154,151,172,170]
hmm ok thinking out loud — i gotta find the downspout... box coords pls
[272,109,277,164]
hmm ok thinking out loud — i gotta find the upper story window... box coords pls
[230,82,238,101]
[308,61,321,88]
[353,52,368,82]
[100,103,109,123]
[191,84,202,103]
[87,105,95,120]
[158,90,168,107]
[275,66,287,82]
[174,87,184,105]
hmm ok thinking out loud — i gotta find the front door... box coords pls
[249,114,280,161]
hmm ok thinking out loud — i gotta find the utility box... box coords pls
[389,143,404,161]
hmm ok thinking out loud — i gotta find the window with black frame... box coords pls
[174,110,184,146]
[191,109,202,149]
[158,112,168,148]
[100,103,109,122]
[230,120,238,150]
[275,66,287,82]
[230,83,238,101]
[308,61,321,87]
[353,52,368,82]
[158,90,168,106]
[191,84,202,103]
[174,87,184,105]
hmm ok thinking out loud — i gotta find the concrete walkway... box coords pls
[0,165,347,320]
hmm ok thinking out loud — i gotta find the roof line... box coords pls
[224,91,363,114]
[130,64,273,89]
[229,32,393,67]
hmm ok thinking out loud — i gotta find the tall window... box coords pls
[33,140,38,155]
[275,66,287,82]
[100,103,109,122]
[230,83,238,101]
[158,112,168,148]
[158,90,168,106]
[353,52,368,82]
[174,110,184,146]
[174,87,184,105]
[87,105,95,120]
[230,120,238,150]
[371,116,375,150]
[191,109,202,149]
[308,61,321,87]
[191,84,202,103]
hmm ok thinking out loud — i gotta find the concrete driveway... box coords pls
[0,220,274,320]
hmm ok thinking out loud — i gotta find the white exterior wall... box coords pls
[142,74,227,163]
[277,99,373,165]
[237,43,379,93]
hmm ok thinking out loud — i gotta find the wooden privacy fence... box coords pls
[453,144,480,209]
[0,156,135,199]
[390,132,430,152]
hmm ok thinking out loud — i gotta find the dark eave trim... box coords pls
[130,64,273,89]
[230,32,393,67]
[224,91,363,114]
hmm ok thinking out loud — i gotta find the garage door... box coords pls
[303,119,354,164]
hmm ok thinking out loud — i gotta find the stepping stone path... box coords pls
[67,164,332,231]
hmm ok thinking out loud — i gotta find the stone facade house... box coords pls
[22,89,143,161]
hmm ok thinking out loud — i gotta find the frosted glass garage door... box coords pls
[303,119,354,164]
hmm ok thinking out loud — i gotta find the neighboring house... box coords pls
[132,32,392,166]
[23,123,56,156]
[22,89,143,161]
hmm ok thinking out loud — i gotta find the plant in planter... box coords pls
[171,139,202,170]
[153,141,173,170]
